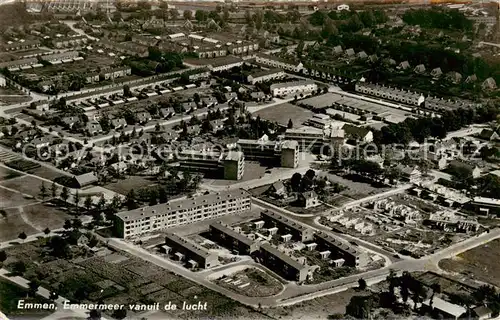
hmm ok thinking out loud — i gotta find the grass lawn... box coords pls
[104,175,157,195]
[264,288,371,320]
[439,238,500,287]
[0,206,39,241]
[0,175,46,197]
[0,278,54,317]
[29,166,66,181]
[21,202,71,231]
[254,102,314,127]
[0,187,37,208]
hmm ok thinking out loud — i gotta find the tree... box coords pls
[345,295,373,319]
[63,219,72,230]
[287,119,293,129]
[290,173,302,192]
[39,182,48,200]
[169,8,179,20]
[183,9,192,20]
[18,232,27,242]
[0,250,6,263]
[51,182,58,198]
[126,189,138,210]
[387,269,399,297]
[123,84,132,97]
[112,308,127,320]
[60,186,69,204]
[12,260,26,275]
[89,309,102,320]
[97,193,106,212]
[72,218,83,229]
[28,280,40,297]
[305,169,316,181]
[195,10,207,22]
[43,227,50,235]
[84,195,93,212]
[48,235,70,258]
[49,291,59,301]
[358,278,367,290]
[296,40,305,57]
[73,191,81,211]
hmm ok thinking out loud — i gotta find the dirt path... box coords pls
[17,206,42,233]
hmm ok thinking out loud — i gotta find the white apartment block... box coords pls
[237,136,299,168]
[0,75,6,87]
[115,189,251,238]
[270,80,318,97]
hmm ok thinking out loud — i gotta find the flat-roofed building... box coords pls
[209,56,244,72]
[284,127,344,153]
[2,40,40,52]
[209,221,260,255]
[115,189,251,238]
[261,210,314,242]
[237,135,299,168]
[471,197,500,217]
[164,233,219,269]
[259,243,309,282]
[178,149,244,181]
[314,231,369,268]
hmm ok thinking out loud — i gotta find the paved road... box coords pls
[108,229,500,308]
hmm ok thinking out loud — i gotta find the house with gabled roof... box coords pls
[431,67,443,78]
[267,180,286,197]
[111,118,127,129]
[298,191,320,208]
[73,172,98,188]
[399,61,410,70]
[414,64,426,74]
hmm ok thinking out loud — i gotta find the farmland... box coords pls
[0,278,55,318]
[439,239,500,287]
[2,239,267,319]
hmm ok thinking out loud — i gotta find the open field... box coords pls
[0,175,46,197]
[264,288,371,319]
[29,166,67,181]
[0,278,55,318]
[254,102,314,127]
[439,238,500,287]
[20,202,71,231]
[104,175,158,195]
[0,187,37,208]
[0,207,39,242]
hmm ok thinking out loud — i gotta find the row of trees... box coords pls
[402,7,473,31]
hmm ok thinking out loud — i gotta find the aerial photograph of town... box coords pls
[0,0,499,319]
